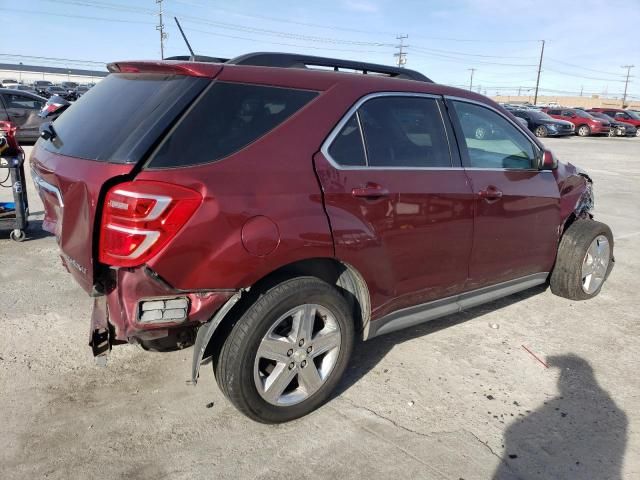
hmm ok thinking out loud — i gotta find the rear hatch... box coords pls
[30,65,218,293]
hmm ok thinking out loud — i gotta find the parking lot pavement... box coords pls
[1,137,639,479]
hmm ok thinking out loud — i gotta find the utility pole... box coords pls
[517,86,521,96]
[533,39,545,105]
[621,65,634,107]
[156,0,167,60]
[468,68,476,91]
[580,85,583,97]
[394,35,408,68]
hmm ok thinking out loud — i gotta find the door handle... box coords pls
[477,186,503,200]
[352,183,390,199]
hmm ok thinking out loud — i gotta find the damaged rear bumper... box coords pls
[89,266,237,355]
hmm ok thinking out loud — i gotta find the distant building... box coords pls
[0,63,108,85]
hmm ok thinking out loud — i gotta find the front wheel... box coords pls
[534,125,548,137]
[550,220,613,300]
[215,277,354,423]
[577,125,591,137]
[608,128,617,137]
[635,129,640,137]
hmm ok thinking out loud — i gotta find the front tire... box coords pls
[577,125,591,137]
[215,277,354,423]
[534,125,548,137]
[550,220,613,300]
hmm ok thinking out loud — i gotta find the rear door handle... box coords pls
[352,183,390,199]
[478,186,503,200]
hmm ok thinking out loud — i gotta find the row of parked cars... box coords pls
[0,78,94,101]
[502,103,640,138]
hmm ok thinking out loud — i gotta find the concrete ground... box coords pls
[1,137,638,479]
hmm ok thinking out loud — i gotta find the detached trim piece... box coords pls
[191,290,243,384]
[366,273,549,339]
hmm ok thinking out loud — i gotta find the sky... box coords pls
[2,0,639,99]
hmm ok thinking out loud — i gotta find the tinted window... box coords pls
[150,83,317,168]
[42,73,208,163]
[513,111,528,119]
[547,109,561,115]
[452,101,537,170]
[328,114,366,166]
[2,94,42,109]
[357,96,451,168]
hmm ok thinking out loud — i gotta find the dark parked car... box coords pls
[511,109,575,137]
[0,88,47,142]
[32,80,54,96]
[588,111,637,137]
[43,85,72,100]
[543,108,611,137]
[75,85,90,97]
[31,52,613,423]
[589,108,640,136]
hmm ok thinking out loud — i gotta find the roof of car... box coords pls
[0,87,46,99]
[107,51,498,110]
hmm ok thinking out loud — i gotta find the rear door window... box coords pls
[42,73,209,163]
[2,94,43,110]
[149,83,318,168]
[357,96,451,168]
[327,114,366,166]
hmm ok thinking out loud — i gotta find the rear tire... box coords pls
[608,128,617,137]
[577,125,591,137]
[215,277,354,423]
[550,220,613,300]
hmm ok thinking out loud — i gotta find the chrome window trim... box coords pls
[320,91,456,171]
[444,95,544,169]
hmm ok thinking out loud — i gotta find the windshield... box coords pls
[590,112,609,120]
[49,87,64,91]
[528,110,554,121]
[626,110,640,120]
[575,110,594,119]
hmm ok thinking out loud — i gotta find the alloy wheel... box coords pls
[581,235,610,294]
[253,304,341,406]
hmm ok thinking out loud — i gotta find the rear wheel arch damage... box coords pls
[190,258,370,384]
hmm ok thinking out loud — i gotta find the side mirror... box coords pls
[540,149,558,170]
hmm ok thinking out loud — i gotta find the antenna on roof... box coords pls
[174,17,196,61]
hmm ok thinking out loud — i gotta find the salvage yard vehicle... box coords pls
[0,88,47,142]
[30,52,614,423]
[589,107,640,136]
[509,108,575,137]
[588,111,637,137]
[543,107,611,137]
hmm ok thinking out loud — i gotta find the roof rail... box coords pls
[227,52,433,83]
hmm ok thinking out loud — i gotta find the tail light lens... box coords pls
[99,181,202,267]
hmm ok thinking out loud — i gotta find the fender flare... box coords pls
[191,290,243,384]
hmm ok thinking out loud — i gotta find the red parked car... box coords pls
[589,107,640,137]
[30,53,614,423]
[543,107,611,137]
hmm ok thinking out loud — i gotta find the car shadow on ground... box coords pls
[333,288,628,479]
[334,284,548,397]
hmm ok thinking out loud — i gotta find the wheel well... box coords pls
[203,258,371,364]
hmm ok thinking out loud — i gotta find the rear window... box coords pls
[42,73,208,163]
[148,82,318,168]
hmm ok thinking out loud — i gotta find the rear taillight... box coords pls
[99,181,202,268]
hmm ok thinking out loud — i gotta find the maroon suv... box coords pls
[30,53,613,423]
